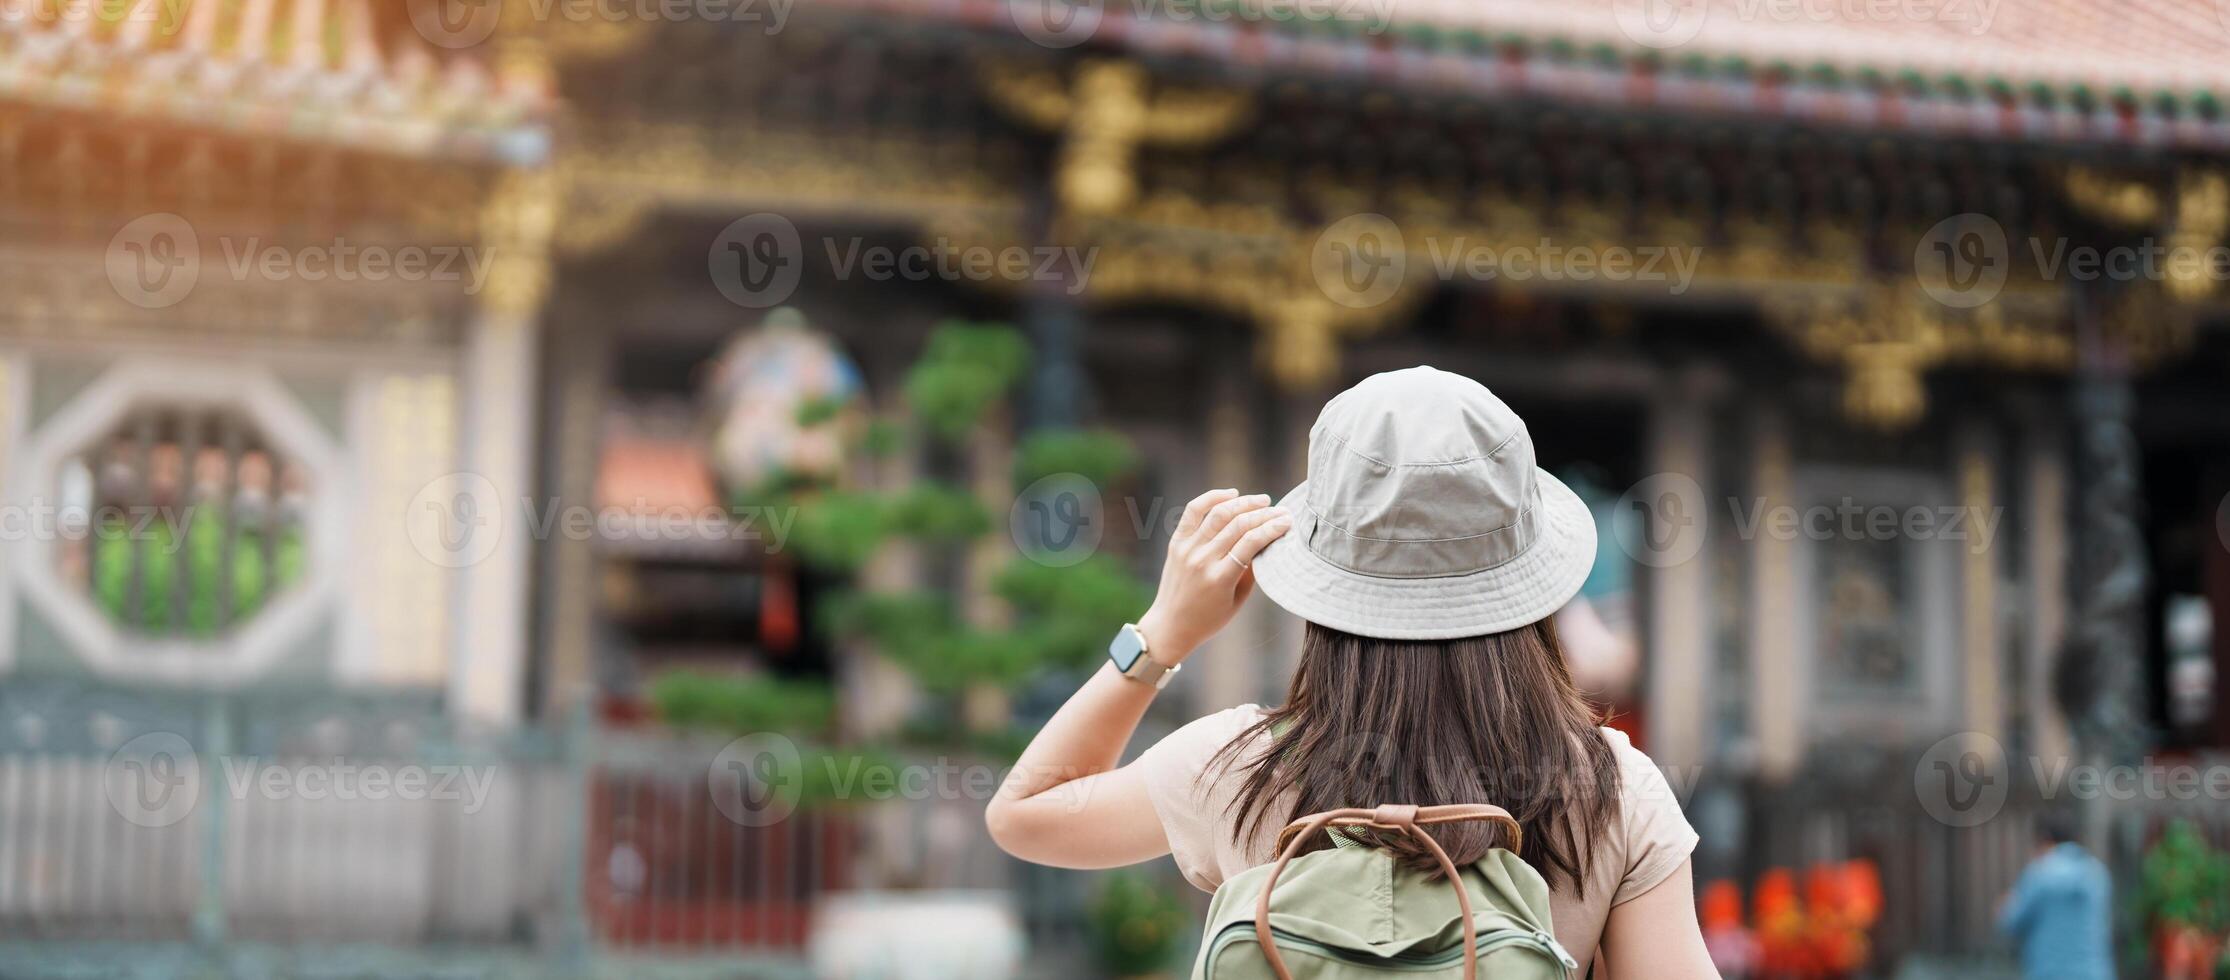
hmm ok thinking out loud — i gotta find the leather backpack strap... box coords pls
[1254,804,1519,980]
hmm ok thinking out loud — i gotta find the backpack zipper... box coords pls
[1203,921,1579,976]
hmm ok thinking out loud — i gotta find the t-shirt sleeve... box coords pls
[1606,730,1700,906]
[1133,705,1263,892]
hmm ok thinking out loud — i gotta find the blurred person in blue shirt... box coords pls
[1998,810,2114,980]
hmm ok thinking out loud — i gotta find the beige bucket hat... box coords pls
[1249,366,1598,640]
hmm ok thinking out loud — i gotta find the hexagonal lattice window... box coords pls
[53,405,312,637]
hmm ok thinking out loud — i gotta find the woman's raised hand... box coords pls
[1135,489,1291,663]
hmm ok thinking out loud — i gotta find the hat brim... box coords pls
[1248,468,1599,641]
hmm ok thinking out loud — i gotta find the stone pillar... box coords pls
[536,314,607,716]
[1746,408,1801,779]
[452,170,556,725]
[2067,378,2150,763]
[1198,345,1262,710]
[2021,414,2073,765]
[1955,420,2003,743]
[1645,375,1714,776]
[1263,382,1324,702]
[1024,293,1086,432]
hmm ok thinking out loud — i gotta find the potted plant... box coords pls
[1087,870,1191,980]
[2136,821,2230,980]
[716,316,1149,976]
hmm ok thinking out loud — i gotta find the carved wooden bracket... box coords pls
[979,58,1248,218]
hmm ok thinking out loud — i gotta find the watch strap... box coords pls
[1114,623,1180,690]
[1130,652,1179,690]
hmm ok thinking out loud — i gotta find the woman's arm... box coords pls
[1598,859,1721,980]
[984,488,1290,868]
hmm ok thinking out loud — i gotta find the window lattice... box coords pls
[56,406,311,637]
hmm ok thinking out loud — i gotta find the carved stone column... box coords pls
[2064,376,2150,766]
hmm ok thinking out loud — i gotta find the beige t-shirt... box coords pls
[1136,705,1697,978]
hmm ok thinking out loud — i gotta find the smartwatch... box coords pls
[1108,623,1179,690]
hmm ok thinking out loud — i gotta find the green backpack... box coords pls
[1191,804,1578,980]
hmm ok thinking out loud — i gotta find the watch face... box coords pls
[1108,626,1146,673]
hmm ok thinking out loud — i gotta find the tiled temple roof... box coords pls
[0,0,551,163]
[874,0,2230,147]
[1386,0,2230,104]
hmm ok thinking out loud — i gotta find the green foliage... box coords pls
[821,590,956,654]
[766,318,1160,751]
[92,511,305,635]
[1087,870,1191,977]
[995,556,1154,668]
[885,483,992,540]
[859,419,904,457]
[648,671,837,736]
[792,745,905,807]
[778,481,987,573]
[903,322,1029,441]
[2137,820,2230,934]
[1014,429,1143,488]
[783,491,895,571]
[645,669,907,810]
[794,394,847,427]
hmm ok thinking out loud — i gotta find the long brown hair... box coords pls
[1210,617,1620,894]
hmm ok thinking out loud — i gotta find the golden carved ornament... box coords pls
[2062,166,2162,228]
[1766,277,2191,429]
[2164,170,2228,302]
[978,59,1248,218]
